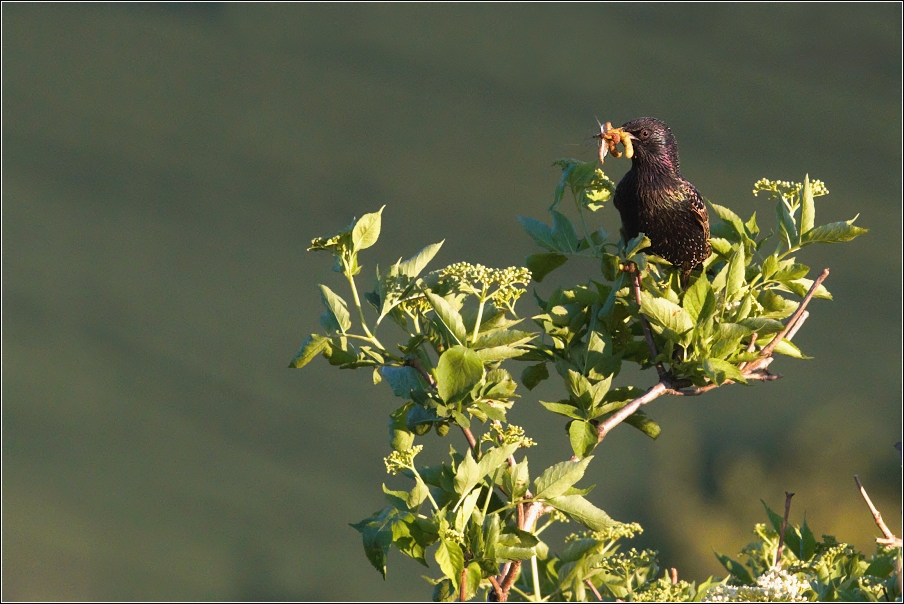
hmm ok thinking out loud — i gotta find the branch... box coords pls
[774,492,795,567]
[488,576,504,602]
[854,475,903,548]
[586,579,603,601]
[597,382,669,441]
[756,268,829,361]
[499,560,522,601]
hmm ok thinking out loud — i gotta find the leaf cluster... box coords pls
[289,157,871,601]
[714,502,901,602]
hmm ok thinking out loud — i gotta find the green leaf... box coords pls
[624,233,651,259]
[389,404,415,451]
[526,252,568,282]
[382,483,410,510]
[504,458,530,501]
[322,338,357,365]
[518,216,559,251]
[426,292,467,345]
[801,219,868,245]
[397,241,444,279]
[567,160,599,192]
[496,529,539,561]
[435,537,465,583]
[702,358,747,385]
[800,175,816,235]
[772,262,810,282]
[453,449,481,497]
[534,457,593,499]
[436,346,484,403]
[351,206,385,251]
[463,562,482,601]
[623,411,661,439]
[683,274,716,322]
[800,516,817,561]
[710,237,733,256]
[725,246,746,300]
[521,363,549,390]
[767,337,811,359]
[551,210,580,253]
[476,442,521,480]
[350,505,403,579]
[739,317,785,336]
[318,284,352,332]
[759,290,798,319]
[780,278,832,300]
[761,254,780,280]
[288,334,330,368]
[382,366,425,398]
[710,323,752,360]
[432,578,455,602]
[745,211,760,238]
[569,421,598,458]
[472,330,535,362]
[714,551,754,585]
[552,160,577,209]
[539,400,585,420]
[776,198,798,248]
[547,495,620,531]
[709,202,747,239]
[641,292,695,336]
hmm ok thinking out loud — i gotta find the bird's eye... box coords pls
[640,129,651,139]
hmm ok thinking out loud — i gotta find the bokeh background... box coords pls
[3,4,901,601]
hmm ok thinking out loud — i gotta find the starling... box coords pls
[605,117,711,281]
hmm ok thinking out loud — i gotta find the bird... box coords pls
[604,117,711,283]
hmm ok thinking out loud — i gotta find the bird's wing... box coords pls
[682,181,710,238]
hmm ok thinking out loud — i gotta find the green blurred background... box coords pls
[2,4,901,601]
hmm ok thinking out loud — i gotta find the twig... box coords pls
[785,310,809,342]
[737,333,758,371]
[669,371,782,396]
[460,566,467,602]
[775,492,795,567]
[757,268,829,361]
[405,356,437,388]
[586,579,603,601]
[500,561,522,598]
[626,263,667,379]
[597,381,669,441]
[488,576,504,602]
[854,475,903,548]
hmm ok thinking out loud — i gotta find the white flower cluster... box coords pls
[703,568,810,602]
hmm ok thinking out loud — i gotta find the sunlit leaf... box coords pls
[352,206,385,251]
[436,346,484,403]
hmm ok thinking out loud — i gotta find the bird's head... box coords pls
[603,117,681,173]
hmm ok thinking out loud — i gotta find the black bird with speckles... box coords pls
[610,117,711,281]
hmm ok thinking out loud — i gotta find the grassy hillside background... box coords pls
[3,4,901,600]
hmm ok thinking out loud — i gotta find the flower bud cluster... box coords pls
[702,568,810,602]
[439,262,532,311]
[487,423,536,448]
[383,445,423,474]
[752,178,829,200]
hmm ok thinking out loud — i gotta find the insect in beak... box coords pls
[594,122,634,164]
